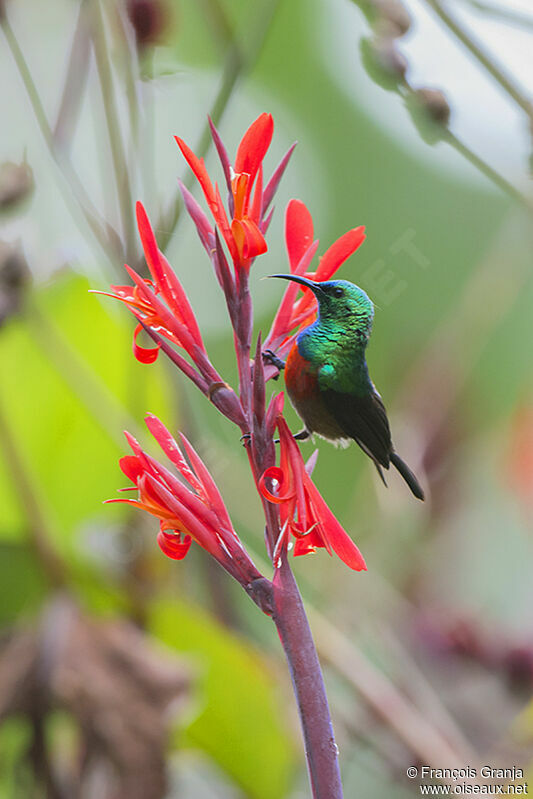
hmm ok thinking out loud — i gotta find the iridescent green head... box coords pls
[270,275,374,333]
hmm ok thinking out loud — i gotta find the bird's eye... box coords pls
[333,286,343,297]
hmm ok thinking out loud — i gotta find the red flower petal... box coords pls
[119,455,143,484]
[285,199,314,271]
[179,432,235,533]
[258,466,294,504]
[157,529,192,560]
[175,136,217,208]
[231,218,267,262]
[133,323,160,364]
[250,164,263,223]
[156,249,206,351]
[144,473,220,557]
[135,203,206,353]
[234,113,274,183]
[303,477,367,571]
[315,226,366,281]
[144,414,203,494]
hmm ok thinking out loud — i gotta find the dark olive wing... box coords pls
[321,387,392,467]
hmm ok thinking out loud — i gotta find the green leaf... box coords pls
[0,273,172,547]
[151,600,296,799]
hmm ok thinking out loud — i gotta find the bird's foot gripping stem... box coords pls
[262,349,286,378]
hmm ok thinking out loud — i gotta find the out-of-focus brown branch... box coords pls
[0,598,191,799]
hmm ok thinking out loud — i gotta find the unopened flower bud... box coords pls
[414,88,451,126]
[373,0,411,37]
[126,0,170,50]
[0,160,34,212]
[405,87,451,145]
[361,35,408,92]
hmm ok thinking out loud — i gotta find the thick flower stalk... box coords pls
[102,114,368,799]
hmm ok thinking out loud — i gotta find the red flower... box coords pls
[176,114,294,270]
[263,199,366,373]
[95,202,206,365]
[259,407,367,571]
[108,414,262,583]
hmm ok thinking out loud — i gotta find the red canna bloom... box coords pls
[108,414,262,584]
[259,406,367,571]
[176,113,295,271]
[96,202,206,366]
[263,199,366,375]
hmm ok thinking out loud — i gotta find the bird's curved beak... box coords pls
[268,274,324,293]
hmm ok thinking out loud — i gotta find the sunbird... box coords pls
[267,275,425,500]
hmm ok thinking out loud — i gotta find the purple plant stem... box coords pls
[249,336,343,798]
[272,557,343,799]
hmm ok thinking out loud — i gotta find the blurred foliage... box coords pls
[152,601,295,799]
[1,0,533,796]
[0,274,172,543]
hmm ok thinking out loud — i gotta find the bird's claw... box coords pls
[240,432,251,448]
[262,349,286,374]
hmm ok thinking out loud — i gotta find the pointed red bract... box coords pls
[259,412,367,571]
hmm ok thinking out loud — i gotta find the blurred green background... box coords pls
[1,0,533,796]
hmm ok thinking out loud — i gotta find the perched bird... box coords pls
[267,275,424,500]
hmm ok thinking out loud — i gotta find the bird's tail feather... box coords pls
[390,452,425,501]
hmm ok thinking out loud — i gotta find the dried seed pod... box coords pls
[405,86,451,145]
